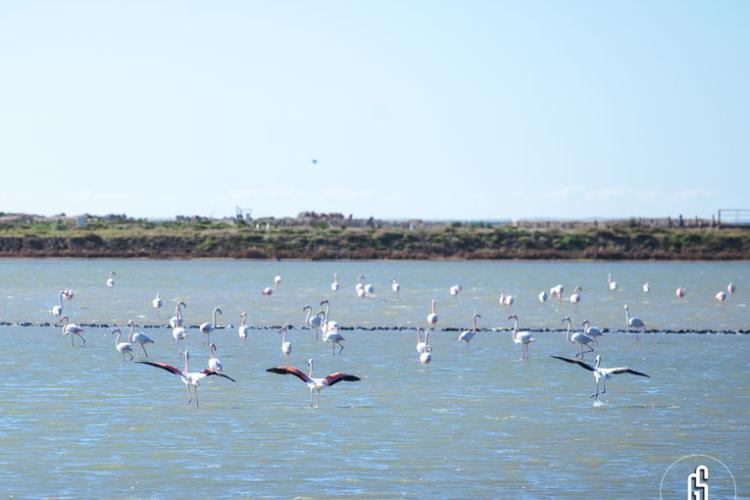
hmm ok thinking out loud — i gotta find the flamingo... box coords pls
[561,317,594,358]
[607,273,617,291]
[675,287,686,299]
[581,319,603,345]
[538,290,549,303]
[279,326,292,356]
[331,273,340,291]
[416,327,431,354]
[208,343,223,372]
[420,331,433,364]
[238,312,249,341]
[449,284,462,296]
[303,305,323,339]
[319,299,332,335]
[52,290,64,316]
[728,282,736,295]
[60,316,85,347]
[355,275,365,297]
[499,292,514,306]
[322,321,345,355]
[642,282,650,293]
[127,320,155,358]
[508,314,533,359]
[274,275,282,287]
[199,306,222,344]
[550,284,564,300]
[152,294,162,312]
[624,304,645,342]
[715,291,727,302]
[266,359,360,407]
[391,277,400,293]
[458,313,481,346]
[106,271,116,288]
[261,287,273,296]
[364,281,375,296]
[137,351,235,408]
[111,327,134,360]
[550,355,650,401]
[62,288,74,301]
[426,299,438,326]
[172,301,188,354]
[569,286,582,304]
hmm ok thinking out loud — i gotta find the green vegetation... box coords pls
[0,216,748,259]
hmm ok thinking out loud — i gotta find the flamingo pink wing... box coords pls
[323,372,361,386]
[136,361,182,377]
[266,366,312,383]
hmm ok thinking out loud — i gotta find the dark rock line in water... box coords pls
[0,321,747,335]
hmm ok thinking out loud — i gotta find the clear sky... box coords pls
[0,1,748,220]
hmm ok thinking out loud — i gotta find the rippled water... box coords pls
[0,259,747,498]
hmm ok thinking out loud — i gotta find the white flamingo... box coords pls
[127,320,155,358]
[364,281,375,296]
[607,273,617,291]
[715,290,727,302]
[106,271,116,288]
[426,299,438,326]
[624,304,645,342]
[642,282,650,293]
[303,305,323,339]
[322,321,345,355]
[274,275,282,287]
[319,299,332,336]
[508,314,533,359]
[419,331,433,364]
[391,277,400,293]
[561,317,594,358]
[581,319,603,345]
[550,284,564,300]
[172,301,188,354]
[727,282,736,295]
[112,327,134,360]
[266,359,360,407]
[569,286,582,304]
[458,313,481,345]
[238,312,249,341]
[675,287,686,299]
[416,327,431,354]
[52,290,64,316]
[355,275,366,297]
[199,306,222,345]
[279,326,292,356]
[261,286,273,296]
[137,351,235,408]
[550,355,650,401]
[449,284,462,296]
[152,294,162,312]
[538,290,549,303]
[208,343,223,372]
[499,292,514,306]
[61,316,85,347]
[62,288,74,301]
[331,273,340,291]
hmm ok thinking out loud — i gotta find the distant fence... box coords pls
[717,209,750,227]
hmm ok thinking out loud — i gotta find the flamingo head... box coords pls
[320,299,330,306]
[303,305,311,312]
[127,319,133,326]
[582,319,590,326]
[110,328,121,335]
[561,317,571,323]
[210,343,217,353]
[507,314,518,320]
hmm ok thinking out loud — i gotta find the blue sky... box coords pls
[0,1,747,220]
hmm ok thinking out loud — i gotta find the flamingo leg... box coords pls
[194,387,199,408]
[141,344,149,358]
[309,390,315,407]
[80,334,86,346]
[337,341,344,355]
[584,344,594,355]
[185,385,192,405]
[590,379,601,399]
[331,342,336,355]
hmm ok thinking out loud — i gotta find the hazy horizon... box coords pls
[1,2,748,220]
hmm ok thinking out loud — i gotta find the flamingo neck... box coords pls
[431,300,436,314]
[184,352,190,373]
[304,308,312,324]
[512,319,518,340]
[308,361,314,378]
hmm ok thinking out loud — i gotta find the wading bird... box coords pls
[266,359,360,407]
[624,304,645,342]
[331,273,340,291]
[561,317,594,358]
[279,326,292,356]
[172,301,188,354]
[420,331,433,364]
[208,343,223,372]
[607,273,617,291]
[508,314,533,359]
[550,355,650,401]
[427,299,438,326]
[458,313,481,346]
[569,286,582,304]
[449,284,462,296]
[238,312,249,341]
[128,320,155,358]
[538,290,549,303]
[199,306,222,344]
[322,321,345,355]
[152,294,162,312]
[111,327,134,360]
[581,319,603,345]
[715,291,727,302]
[52,290,64,316]
[550,284,564,300]
[62,288,74,301]
[61,316,85,347]
[106,271,116,288]
[261,287,273,296]
[274,275,282,287]
[499,292,514,306]
[303,305,323,339]
[728,282,736,295]
[392,277,400,293]
[675,287,686,299]
[137,351,235,408]
[642,282,650,293]
[416,327,431,354]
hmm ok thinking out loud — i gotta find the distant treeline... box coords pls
[0,217,747,259]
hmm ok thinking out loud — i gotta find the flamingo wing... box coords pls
[323,372,361,386]
[136,361,182,377]
[200,370,236,382]
[550,356,595,372]
[607,367,650,378]
[266,366,312,384]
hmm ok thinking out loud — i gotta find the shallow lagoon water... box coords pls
[0,259,748,498]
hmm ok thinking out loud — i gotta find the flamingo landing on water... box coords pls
[266,359,360,407]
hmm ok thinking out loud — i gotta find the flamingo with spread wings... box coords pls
[266,359,360,407]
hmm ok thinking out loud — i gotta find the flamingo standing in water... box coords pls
[322,321,345,355]
[550,355,650,401]
[62,288,74,301]
[449,284,462,296]
[642,282,650,293]
[550,285,564,300]
[279,326,292,356]
[238,312,249,341]
[561,317,594,358]
[152,294,162,315]
[319,299,332,336]
[60,316,85,347]
[208,343,223,372]
[303,305,323,339]
[111,327,134,360]
[137,351,235,408]
[581,319,603,345]
[538,290,549,303]
[106,271,116,288]
[508,314,533,359]
[499,293,514,306]
[274,275,282,288]
[426,299,438,326]
[127,320,155,358]
[458,313,481,346]
[675,287,686,299]
[266,358,360,407]
[261,286,273,296]
[52,290,64,316]
[200,306,222,345]
[355,275,366,297]
[391,277,400,293]
[419,331,433,364]
[172,301,188,354]
[715,290,727,302]
[607,273,617,291]
[727,282,736,295]
[416,327,431,354]
[331,273,340,291]
[569,286,582,304]
[624,304,645,342]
